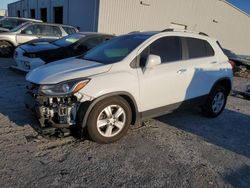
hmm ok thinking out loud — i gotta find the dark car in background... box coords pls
[13,32,114,72]
[223,49,250,71]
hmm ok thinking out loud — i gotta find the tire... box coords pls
[0,41,14,57]
[202,85,227,118]
[86,96,132,143]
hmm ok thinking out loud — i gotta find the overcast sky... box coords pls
[0,0,16,10]
[1,0,250,15]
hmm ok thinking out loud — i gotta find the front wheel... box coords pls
[86,97,132,143]
[202,85,228,118]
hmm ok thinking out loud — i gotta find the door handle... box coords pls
[177,69,187,74]
[211,61,217,64]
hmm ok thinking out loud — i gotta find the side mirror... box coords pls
[145,55,161,69]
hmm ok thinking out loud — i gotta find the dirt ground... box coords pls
[0,58,249,188]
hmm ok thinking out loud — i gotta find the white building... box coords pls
[8,0,250,55]
[0,9,7,16]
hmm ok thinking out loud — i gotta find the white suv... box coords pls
[25,30,233,143]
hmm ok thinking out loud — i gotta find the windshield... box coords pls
[0,18,27,30]
[53,33,83,47]
[82,34,152,64]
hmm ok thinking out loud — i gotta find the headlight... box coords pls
[40,79,90,96]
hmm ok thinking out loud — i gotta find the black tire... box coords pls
[0,41,14,57]
[202,85,228,118]
[86,96,132,143]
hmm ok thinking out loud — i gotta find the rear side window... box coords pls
[36,25,62,37]
[148,36,182,63]
[63,27,77,35]
[186,38,214,59]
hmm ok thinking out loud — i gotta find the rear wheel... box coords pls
[0,41,14,57]
[86,97,132,143]
[202,85,227,118]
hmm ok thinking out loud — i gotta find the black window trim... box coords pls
[131,36,184,68]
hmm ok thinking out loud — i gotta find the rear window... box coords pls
[186,38,214,59]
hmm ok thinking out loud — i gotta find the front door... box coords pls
[137,36,190,113]
[16,24,38,44]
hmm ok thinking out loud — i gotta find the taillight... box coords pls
[228,60,235,69]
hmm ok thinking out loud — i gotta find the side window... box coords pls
[63,27,77,35]
[205,42,215,56]
[149,37,182,63]
[21,25,36,35]
[186,38,214,59]
[37,25,62,37]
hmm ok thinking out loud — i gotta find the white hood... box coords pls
[26,58,112,84]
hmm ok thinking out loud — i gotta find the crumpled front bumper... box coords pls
[24,89,79,131]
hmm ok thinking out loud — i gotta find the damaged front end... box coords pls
[25,79,91,134]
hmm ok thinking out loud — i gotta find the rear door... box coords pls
[181,37,217,99]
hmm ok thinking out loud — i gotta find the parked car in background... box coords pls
[25,30,233,143]
[0,22,78,57]
[0,17,42,33]
[223,49,250,71]
[13,32,114,72]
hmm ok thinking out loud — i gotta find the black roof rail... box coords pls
[161,28,210,37]
[161,28,174,32]
[198,32,209,36]
[128,31,141,34]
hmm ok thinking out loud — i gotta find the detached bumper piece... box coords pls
[25,83,80,132]
[232,85,250,100]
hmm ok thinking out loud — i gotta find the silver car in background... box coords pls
[0,22,78,57]
[0,17,42,33]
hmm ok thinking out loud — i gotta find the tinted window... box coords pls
[149,37,182,63]
[186,38,214,59]
[83,34,151,64]
[63,27,77,35]
[83,37,104,49]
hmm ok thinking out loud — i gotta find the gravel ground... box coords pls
[0,58,249,188]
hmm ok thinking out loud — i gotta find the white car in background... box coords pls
[25,30,233,143]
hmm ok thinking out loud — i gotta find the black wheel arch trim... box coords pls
[0,40,15,47]
[210,77,232,95]
[78,91,140,129]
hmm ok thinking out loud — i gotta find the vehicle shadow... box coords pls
[223,165,250,188]
[156,108,250,159]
